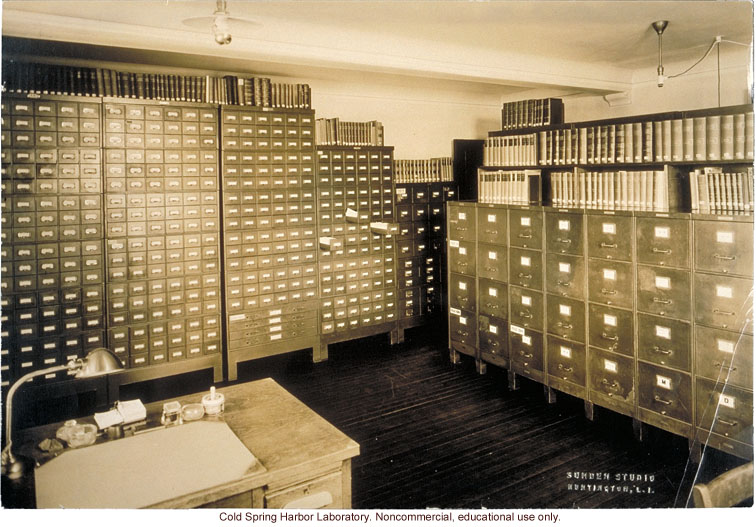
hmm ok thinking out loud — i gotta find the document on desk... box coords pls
[35,420,260,508]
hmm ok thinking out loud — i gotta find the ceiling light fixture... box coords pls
[652,20,669,87]
[213,0,232,45]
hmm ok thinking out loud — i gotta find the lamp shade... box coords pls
[74,348,124,379]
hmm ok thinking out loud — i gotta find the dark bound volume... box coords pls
[501,98,564,130]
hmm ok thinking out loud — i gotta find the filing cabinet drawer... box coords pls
[448,240,476,276]
[636,216,689,268]
[547,336,586,388]
[694,220,753,276]
[478,243,507,283]
[636,265,691,320]
[509,208,542,249]
[545,253,584,299]
[694,273,753,334]
[637,313,691,370]
[587,259,633,309]
[509,326,544,380]
[447,203,475,241]
[449,308,475,347]
[696,378,753,445]
[638,362,692,423]
[509,247,542,290]
[449,272,476,312]
[510,285,543,330]
[586,213,633,261]
[695,326,752,389]
[545,212,584,255]
[478,314,508,361]
[588,348,634,409]
[478,278,507,320]
[477,206,507,245]
[588,304,633,356]
[546,295,585,342]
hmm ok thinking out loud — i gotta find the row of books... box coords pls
[394,158,453,183]
[0,60,312,108]
[501,97,563,130]
[536,113,754,166]
[315,118,384,146]
[478,169,539,205]
[482,134,538,167]
[549,168,678,211]
[690,167,754,214]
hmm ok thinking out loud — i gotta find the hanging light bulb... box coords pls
[653,20,669,87]
[213,0,232,45]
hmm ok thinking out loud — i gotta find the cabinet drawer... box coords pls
[638,362,692,423]
[265,471,343,509]
[588,304,633,356]
[478,243,507,282]
[637,313,691,371]
[587,259,633,309]
[695,378,753,446]
[449,308,476,347]
[545,212,584,255]
[509,247,542,290]
[448,240,476,276]
[547,336,586,387]
[586,214,633,261]
[510,285,543,330]
[447,203,475,241]
[694,220,753,277]
[694,273,753,334]
[477,206,507,245]
[588,347,635,407]
[509,326,544,379]
[695,325,752,389]
[545,253,584,299]
[478,278,507,320]
[449,272,476,312]
[478,314,508,359]
[509,209,542,249]
[636,265,691,320]
[636,217,689,268]
[546,295,585,343]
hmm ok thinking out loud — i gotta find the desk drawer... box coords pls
[637,313,691,371]
[695,378,753,446]
[265,471,343,509]
[545,253,584,299]
[448,240,476,276]
[509,209,542,249]
[638,362,692,423]
[545,212,584,255]
[478,278,507,320]
[636,217,689,268]
[588,347,634,407]
[586,214,632,261]
[478,243,507,282]
[588,304,633,356]
[509,247,542,290]
[449,272,476,312]
[587,259,633,309]
[637,265,691,320]
[510,285,543,330]
[694,273,753,334]
[477,206,507,245]
[694,220,753,277]
[447,203,475,241]
[546,295,585,343]
[695,326,753,389]
[547,336,586,387]
[479,314,508,359]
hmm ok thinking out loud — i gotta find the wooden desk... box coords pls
[5,378,360,509]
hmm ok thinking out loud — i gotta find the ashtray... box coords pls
[181,403,205,422]
[56,420,97,448]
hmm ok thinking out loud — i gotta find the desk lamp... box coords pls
[1,347,124,480]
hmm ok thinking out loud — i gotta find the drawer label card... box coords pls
[450,240,459,248]
[716,285,733,299]
[459,247,467,255]
[716,231,734,244]
[655,325,671,340]
[522,295,532,306]
[559,304,571,316]
[488,214,496,223]
[270,334,282,341]
[654,226,670,239]
[520,217,531,227]
[560,346,572,358]
[603,269,617,281]
[458,212,466,220]
[489,287,498,297]
[450,307,461,316]
[521,256,531,267]
[459,281,467,290]
[489,251,498,260]
[559,262,571,273]
[717,339,735,354]
[522,335,532,345]
[510,325,525,336]
[490,324,498,335]
[603,314,617,327]
[719,393,736,409]
[459,316,467,325]
[655,276,671,290]
[656,375,672,390]
[602,223,616,235]
[604,359,618,373]
[558,220,570,231]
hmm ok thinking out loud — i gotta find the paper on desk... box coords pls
[93,399,147,430]
[94,409,123,430]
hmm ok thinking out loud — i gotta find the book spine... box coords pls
[734,113,746,159]
[706,115,722,161]
[745,112,754,159]
[721,114,734,160]
[693,117,707,161]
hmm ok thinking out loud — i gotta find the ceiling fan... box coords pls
[182,0,261,45]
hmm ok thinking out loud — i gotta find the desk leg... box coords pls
[341,459,353,509]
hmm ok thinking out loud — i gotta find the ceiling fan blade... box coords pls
[181,16,216,29]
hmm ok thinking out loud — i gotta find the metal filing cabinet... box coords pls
[447,202,477,362]
[477,204,508,370]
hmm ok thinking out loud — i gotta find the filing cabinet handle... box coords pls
[557,280,571,287]
[485,266,498,272]
[556,238,571,244]
[714,254,736,261]
[653,395,672,405]
[715,417,738,427]
[457,227,468,231]
[600,288,617,296]
[517,234,532,239]
[713,308,736,317]
[652,346,673,356]
[601,378,619,391]
[487,339,499,347]
[517,273,532,279]
[557,322,573,329]
[600,242,618,249]
[651,247,672,255]
[458,262,469,267]
[456,330,469,337]
[485,303,500,309]
[652,297,672,305]
[713,362,736,372]
[601,333,618,342]
[484,229,498,235]
[518,351,533,358]
[518,311,533,319]
[557,364,573,373]
[456,295,469,303]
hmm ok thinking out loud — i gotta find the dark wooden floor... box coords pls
[232,325,749,509]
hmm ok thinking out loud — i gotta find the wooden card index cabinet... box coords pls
[221,107,319,379]
[2,96,106,390]
[102,100,223,380]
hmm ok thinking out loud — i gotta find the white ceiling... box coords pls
[2,1,753,96]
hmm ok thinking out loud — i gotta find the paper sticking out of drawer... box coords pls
[319,237,343,251]
[369,221,398,235]
[345,208,359,222]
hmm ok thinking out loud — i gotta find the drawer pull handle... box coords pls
[557,280,571,287]
[519,351,533,358]
[485,266,498,272]
[601,333,618,342]
[518,234,532,239]
[518,273,532,279]
[456,330,469,337]
[713,362,737,372]
[716,417,738,427]
[556,238,571,244]
[652,297,671,304]
[714,254,736,261]
[713,309,736,316]
[558,364,573,372]
[600,242,618,248]
[652,247,672,254]
[557,322,573,329]
[485,229,498,235]
[601,378,619,389]
[486,303,499,309]
[487,339,499,347]
[518,311,533,319]
[654,395,672,405]
[601,288,617,295]
[457,262,468,267]
[652,346,673,356]
[283,490,333,509]
[456,295,468,302]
